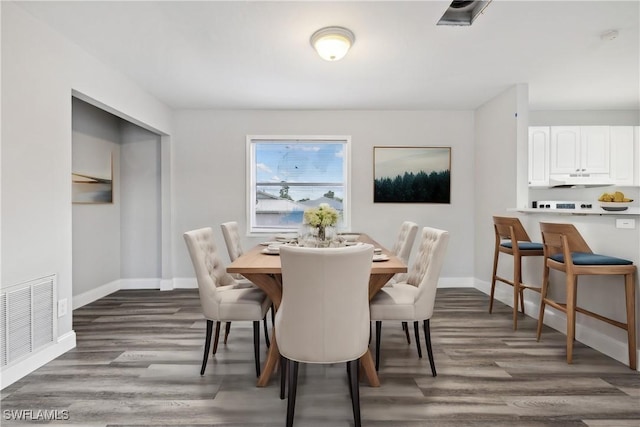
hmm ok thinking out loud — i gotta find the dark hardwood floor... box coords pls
[2,288,639,426]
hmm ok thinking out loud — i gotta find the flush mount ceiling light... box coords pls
[310,26,355,61]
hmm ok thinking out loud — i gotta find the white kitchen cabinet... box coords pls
[528,127,550,187]
[609,126,635,186]
[550,126,580,174]
[550,126,610,175]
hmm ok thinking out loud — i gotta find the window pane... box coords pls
[250,138,349,233]
[255,184,344,229]
[255,142,344,184]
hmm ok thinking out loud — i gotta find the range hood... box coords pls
[548,175,615,188]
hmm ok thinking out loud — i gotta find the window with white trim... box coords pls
[247,136,350,234]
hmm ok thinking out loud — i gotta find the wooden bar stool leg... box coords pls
[513,254,522,330]
[566,275,578,364]
[489,246,499,314]
[537,265,550,341]
[518,258,526,314]
[625,273,637,370]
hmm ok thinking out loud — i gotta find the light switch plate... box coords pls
[616,219,636,229]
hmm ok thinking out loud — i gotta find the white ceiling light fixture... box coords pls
[310,26,355,61]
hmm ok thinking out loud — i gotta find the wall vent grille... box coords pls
[0,275,56,368]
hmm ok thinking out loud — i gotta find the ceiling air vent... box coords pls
[437,0,492,26]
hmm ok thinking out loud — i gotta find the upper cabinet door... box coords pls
[550,126,580,174]
[528,127,550,186]
[580,126,610,174]
[610,126,635,186]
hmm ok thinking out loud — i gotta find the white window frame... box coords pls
[246,135,351,235]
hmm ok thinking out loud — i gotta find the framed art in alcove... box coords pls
[373,146,451,203]
[72,153,113,204]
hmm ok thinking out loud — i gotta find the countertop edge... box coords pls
[510,207,640,216]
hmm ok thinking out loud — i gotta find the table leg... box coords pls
[257,327,280,387]
[359,349,380,387]
[368,273,395,300]
[360,272,396,387]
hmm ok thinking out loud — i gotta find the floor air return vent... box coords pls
[1,275,56,368]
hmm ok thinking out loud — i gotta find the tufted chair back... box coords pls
[391,221,419,263]
[221,221,244,261]
[184,227,237,320]
[221,221,245,280]
[276,244,374,364]
[405,227,450,321]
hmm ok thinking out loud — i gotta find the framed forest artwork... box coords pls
[373,146,451,203]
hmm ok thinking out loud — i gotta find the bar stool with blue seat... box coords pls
[537,222,636,369]
[490,216,544,330]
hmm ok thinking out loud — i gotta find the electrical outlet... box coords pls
[616,219,636,229]
[58,299,68,317]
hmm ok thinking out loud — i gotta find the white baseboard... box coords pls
[73,278,179,310]
[175,277,472,290]
[72,280,120,310]
[474,279,639,372]
[438,277,475,288]
[160,279,174,291]
[120,278,161,290]
[172,277,197,289]
[1,331,76,389]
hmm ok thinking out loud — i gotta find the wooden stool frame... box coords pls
[490,216,544,330]
[537,222,637,370]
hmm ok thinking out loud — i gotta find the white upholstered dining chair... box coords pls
[276,244,374,427]
[183,227,271,377]
[221,221,244,274]
[391,221,419,265]
[389,221,419,342]
[220,221,272,348]
[370,227,449,376]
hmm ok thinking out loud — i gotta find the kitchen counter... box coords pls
[512,207,640,216]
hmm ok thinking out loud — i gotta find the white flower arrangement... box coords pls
[303,203,339,228]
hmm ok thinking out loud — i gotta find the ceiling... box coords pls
[14,0,640,111]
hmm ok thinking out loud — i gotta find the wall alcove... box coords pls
[71,97,162,308]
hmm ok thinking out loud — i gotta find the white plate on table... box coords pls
[261,248,280,255]
[260,241,283,246]
[274,234,297,243]
[372,254,389,262]
[340,233,361,242]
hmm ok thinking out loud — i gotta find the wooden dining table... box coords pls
[226,233,407,387]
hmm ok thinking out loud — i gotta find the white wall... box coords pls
[72,98,122,297]
[172,110,475,284]
[530,110,640,126]
[120,122,161,279]
[473,85,524,283]
[1,2,172,387]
